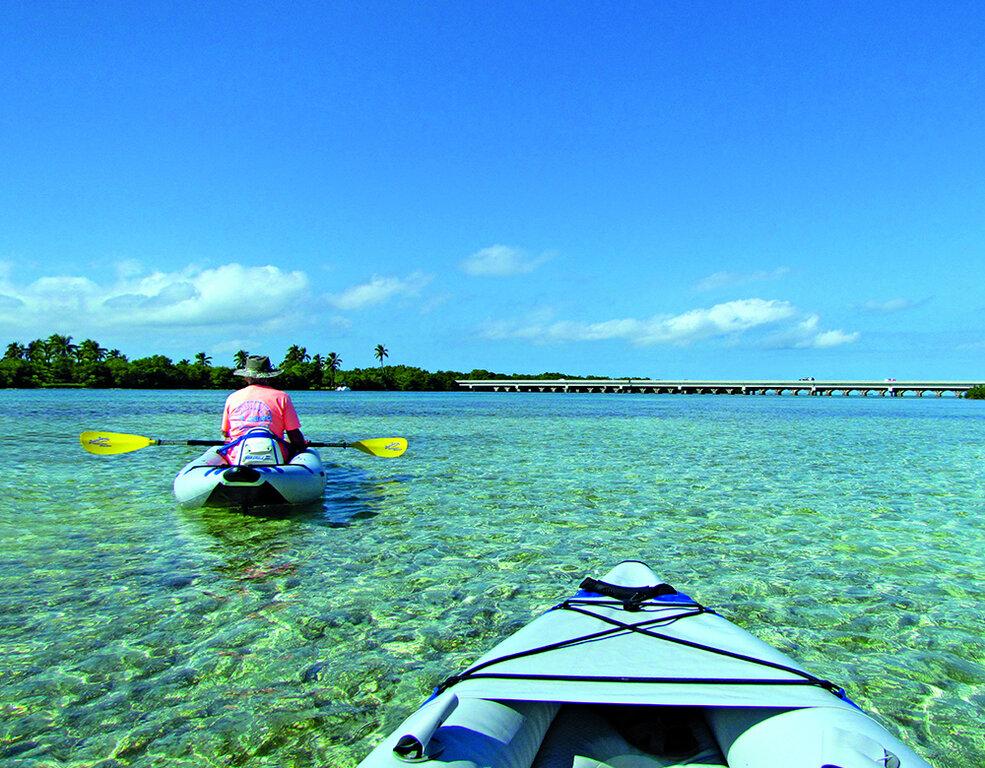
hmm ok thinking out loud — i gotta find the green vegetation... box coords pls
[0,335,601,391]
[965,385,985,399]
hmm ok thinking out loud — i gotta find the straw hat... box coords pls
[233,355,282,378]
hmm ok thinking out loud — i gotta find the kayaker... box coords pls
[221,355,307,462]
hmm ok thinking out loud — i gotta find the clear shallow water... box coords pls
[1,390,983,767]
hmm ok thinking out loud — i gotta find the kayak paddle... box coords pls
[79,431,408,458]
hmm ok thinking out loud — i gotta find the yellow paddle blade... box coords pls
[351,437,407,458]
[79,431,158,455]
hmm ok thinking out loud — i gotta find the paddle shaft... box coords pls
[156,439,359,448]
[80,431,407,457]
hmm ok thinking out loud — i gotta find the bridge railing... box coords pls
[454,379,982,397]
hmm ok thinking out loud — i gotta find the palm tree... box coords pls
[282,345,310,367]
[45,334,77,361]
[325,352,342,389]
[194,352,212,367]
[374,344,388,369]
[44,334,76,382]
[76,339,107,364]
[374,344,389,389]
[106,349,126,361]
[26,339,47,364]
[3,342,25,360]
[233,350,248,369]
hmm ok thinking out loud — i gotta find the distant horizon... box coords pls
[3,332,982,384]
[2,4,983,378]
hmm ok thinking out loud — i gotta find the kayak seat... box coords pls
[531,705,727,768]
[218,430,289,466]
[706,706,909,768]
[428,699,560,768]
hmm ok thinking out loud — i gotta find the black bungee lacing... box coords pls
[578,577,680,611]
[435,581,845,699]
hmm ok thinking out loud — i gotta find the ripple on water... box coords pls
[0,391,982,766]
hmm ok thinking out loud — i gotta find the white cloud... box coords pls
[114,259,146,279]
[461,245,550,276]
[810,329,860,348]
[695,267,789,292]
[328,272,431,310]
[483,298,798,346]
[860,297,921,313]
[104,280,199,311]
[769,314,860,349]
[0,263,310,330]
[29,276,102,312]
[654,298,795,343]
[419,292,453,316]
[483,299,859,350]
[120,264,308,325]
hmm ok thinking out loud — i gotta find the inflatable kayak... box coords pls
[173,430,326,509]
[359,561,932,768]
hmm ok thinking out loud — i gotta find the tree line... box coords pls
[0,335,596,390]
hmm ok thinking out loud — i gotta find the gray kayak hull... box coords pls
[358,561,932,768]
[172,446,325,509]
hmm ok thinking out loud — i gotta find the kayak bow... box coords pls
[359,561,931,768]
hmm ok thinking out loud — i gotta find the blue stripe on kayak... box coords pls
[571,589,695,603]
[662,592,695,603]
[186,464,317,476]
[838,688,863,709]
[183,466,222,475]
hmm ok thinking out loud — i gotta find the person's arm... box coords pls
[280,392,304,452]
[286,428,307,454]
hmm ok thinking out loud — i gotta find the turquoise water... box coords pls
[1,390,983,767]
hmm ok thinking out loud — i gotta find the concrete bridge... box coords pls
[456,379,982,397]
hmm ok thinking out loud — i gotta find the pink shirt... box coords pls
[221,384,301,440]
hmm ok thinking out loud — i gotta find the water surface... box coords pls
[1,390,982,766]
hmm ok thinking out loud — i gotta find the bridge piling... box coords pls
[456,379,980,398]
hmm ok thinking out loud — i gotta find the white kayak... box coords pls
[172,432,326,509]
[359,561,932,768]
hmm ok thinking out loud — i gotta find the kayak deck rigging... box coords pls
[437,580,847,700]
[358,560,931,768]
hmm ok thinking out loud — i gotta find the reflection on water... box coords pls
[322,463,410,529]
[0,391,982,767]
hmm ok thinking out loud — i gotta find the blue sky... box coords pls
[1,2,983,377]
